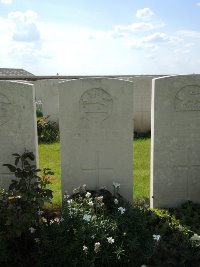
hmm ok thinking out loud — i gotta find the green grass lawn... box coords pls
[38,143,61,208]
[133,138,151,201]
[38,138,151,207]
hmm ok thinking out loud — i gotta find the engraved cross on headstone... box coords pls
[82,151,113,189]
[186,148,200,201]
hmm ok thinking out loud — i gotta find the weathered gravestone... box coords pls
[0,81,38,189]
[34,79,67,122]
[59,78,133,201]
[151,75,200,208]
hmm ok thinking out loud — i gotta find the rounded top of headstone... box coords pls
[79,88,113,123]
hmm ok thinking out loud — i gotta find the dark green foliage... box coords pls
[34,186,155,267]
[1,155,200,267]
[0,151,53,266]
[146,209,200,267]
[37,116,59,143]
[34,191,200,267]
[36,109,43,118]
[134,131,151,139]
[172,201,200,235]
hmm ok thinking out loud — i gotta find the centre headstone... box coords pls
[151,75,200,208]
[59,78,133,201]
[0,81,38,189]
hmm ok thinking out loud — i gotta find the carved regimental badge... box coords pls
[175,85,200,111]
[0,93,11,126]
[80,88,113,123]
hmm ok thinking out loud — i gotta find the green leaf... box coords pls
[3,164,16,172]
[26,152,35,161]
[15,157,20,166]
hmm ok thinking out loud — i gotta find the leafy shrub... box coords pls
[33,187,200,267]
[146,208,200,267]
[34,184,155,267]
[0,151,53,267]
[172,201,200,235]
[1,153,200,267]
[37,116,59,143]
[36,109,43,118]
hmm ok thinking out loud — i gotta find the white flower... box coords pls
[60,217,64,222]
[67,199,73,204]
[141,265,147,267]
[63,193,70,199]
[83,214,92,222]
[29,227,36,234]
[190,233,200,241]
[113,182,120,189]
[153,234,161,242]
[94,196,104,207]
[114,198,119,205]
[54,218,60,223]
[85,192,91,198]
[94,242,101,253]
[107,237,115,244]
[88,201,94,206]
[37,210,43,216]
[34,238,40,243]
[118,207,126,214]
[69,210,73,217]
[41,217,47,223]
[49,217,60,224]
[73,187,80,194]
[83,245,88,253]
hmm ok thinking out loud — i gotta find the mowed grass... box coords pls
[133,138,151,201]
[38,138,151,207]
[38,142,61,208]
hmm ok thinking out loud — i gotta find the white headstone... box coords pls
[34,79,67,122]
[59,78,133,201]
[0,81,38,189]
[151,75,200,208]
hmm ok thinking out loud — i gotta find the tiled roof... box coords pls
[0,68,34,76]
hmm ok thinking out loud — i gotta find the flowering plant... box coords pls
[0,151,53,241]
[37,115,59,143]
[2,168,200,267]
[34,184,155,267]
